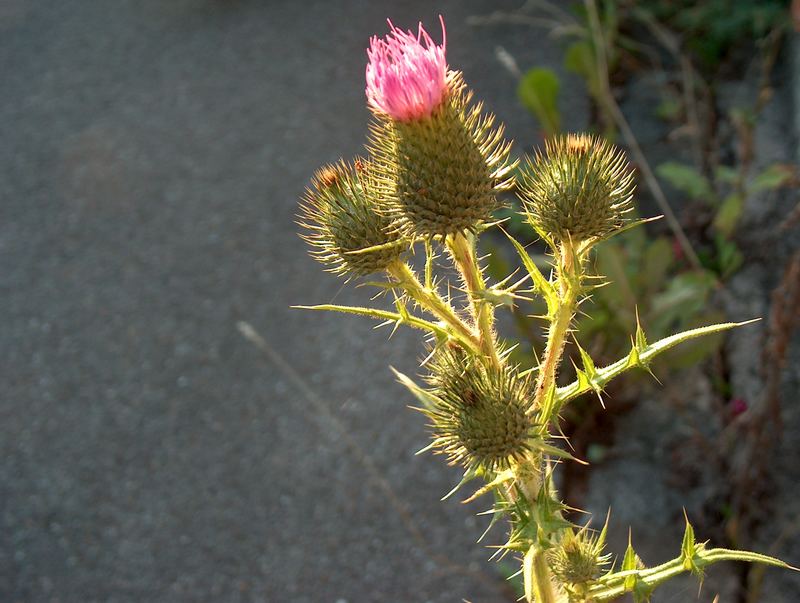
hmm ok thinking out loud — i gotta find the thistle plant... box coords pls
[296,17,796,602]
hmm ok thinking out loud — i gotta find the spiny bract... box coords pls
[369,72,516,239]
[298,158,405,276]
[420,346,536,473]
[548,527,611,586]
[517,133,635,244]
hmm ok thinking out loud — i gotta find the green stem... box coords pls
[446,232,500,367]
[387,261,481,354]
[532,547,559,603]
[532,244,580,417]
[588,546,794,602]
[517,245,582,602]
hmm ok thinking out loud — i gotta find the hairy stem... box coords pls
[518,244,582,603]
[446,231,500,367]
[387,260,481,353]
[532,243,580,415]
[532,548,558,603]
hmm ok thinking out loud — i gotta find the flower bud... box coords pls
[517,134,635,245]
[298,158,405,276]
[366,18,514,239]
[548,528,610,585]
[421,347,535,473]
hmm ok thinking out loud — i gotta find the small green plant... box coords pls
[657,158,797,278]
[297,17,796,602]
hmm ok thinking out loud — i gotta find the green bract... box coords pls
[298,158,406,276]
[517,134,635,245]
[420,346,536,473]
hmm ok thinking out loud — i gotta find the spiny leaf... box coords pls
[502,228,558,317]
[391,368,438,412]
[441,469,480,501]
[699,548,797,569]
[681,511,699,574]
[592,215,663,247]
[293,303,474,348]
[461,469,515,504]
[634,309,648,353]
[556,320,759,405]
[573,338,603,402]
[536,382,559,427]
[587,542,796,602]
[530,439,588,465]
[622,531,640,590]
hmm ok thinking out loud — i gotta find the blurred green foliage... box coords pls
[517,68,561,138]
[504,0,793,385]
[637,0,790,69]
[488,213,724,376]
[657,160,796,277]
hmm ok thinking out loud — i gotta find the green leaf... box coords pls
[712,193,744,238]
[556,320,758,405]
[502,229,558,317]
[293,304,450,340]
[517,68,561,138]
[752,163,794,192]
[714,165,739,184]
[656,162,713,202]
[641,237,673,295]
[649,271,716,335]
[564,40,599,98]
[655,97,681,121]
[714,236,744,279]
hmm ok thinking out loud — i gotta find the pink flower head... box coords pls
[366,16,448,122]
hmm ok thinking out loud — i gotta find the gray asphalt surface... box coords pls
[0,2,587,601]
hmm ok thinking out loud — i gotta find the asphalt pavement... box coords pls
[0,1,592,601]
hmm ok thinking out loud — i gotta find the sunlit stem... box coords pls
[386,260,481,354]
[533,241,581,417]
[518,242,583,602]
[424,238,434,290]
[445,231,500,367]
[532,548,558,603]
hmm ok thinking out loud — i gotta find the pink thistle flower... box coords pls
[366,16,448,122]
